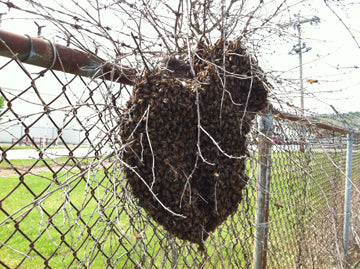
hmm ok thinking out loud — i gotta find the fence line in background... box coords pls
[11,136,54,147]
[253,108,359,267]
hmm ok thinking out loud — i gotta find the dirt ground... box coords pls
[346,243,360,268]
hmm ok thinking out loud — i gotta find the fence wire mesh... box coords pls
[0,53,360,268]
[0,1,360,267]
[0,54,260,268]
[265,117,360,268]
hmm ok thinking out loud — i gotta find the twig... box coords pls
[131,32,151,72]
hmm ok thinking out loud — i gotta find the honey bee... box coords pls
[134,233,142,239]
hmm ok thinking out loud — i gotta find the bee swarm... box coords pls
[120,39,268,249]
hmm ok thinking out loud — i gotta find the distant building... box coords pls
[0,87,94,146]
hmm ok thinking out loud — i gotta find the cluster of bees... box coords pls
[120,39,268,249]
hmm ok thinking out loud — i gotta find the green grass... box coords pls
[1,149,359,268]
[0,157,95,168]
[0,165,256,268]
[1,145,38,150]
[0,157,68,168]
[0,169,138,268]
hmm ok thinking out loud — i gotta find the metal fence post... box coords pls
[330,105,354,255]
[254,109,273,269]
[343,131,354,254]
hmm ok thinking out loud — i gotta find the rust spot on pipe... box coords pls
[0,29,31,60]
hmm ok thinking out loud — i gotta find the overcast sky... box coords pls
[259,1,360,114]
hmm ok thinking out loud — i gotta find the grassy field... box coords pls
[1,149,358,268]
[0,156,96,169]
[0,168,137,268]
[0,166,255,268]
[0,155,258,268]
[0,157,70,168]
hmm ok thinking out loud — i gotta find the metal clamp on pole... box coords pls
[21,34,58,73]
[20,35,58,76]
[21,34,35,62]
[37,39,57,76]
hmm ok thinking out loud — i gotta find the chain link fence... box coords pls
[264,113,360,268]
[1,31,360,268]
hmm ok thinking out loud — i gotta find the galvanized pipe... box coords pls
[330,105,354,254]
[0,29,135,85]
[343,132,353,254]
[254,108,273,269]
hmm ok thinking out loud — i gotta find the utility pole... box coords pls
[279,13,320,114]
[279,13,320,152]
[297,20,305,114]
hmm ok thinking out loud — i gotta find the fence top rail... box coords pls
[273,109,353,134]
[0,29,136,85]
